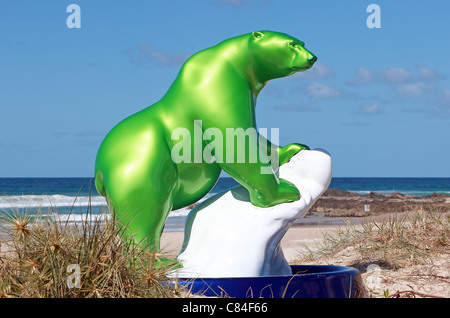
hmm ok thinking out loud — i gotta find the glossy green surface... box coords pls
[95,31,317,250]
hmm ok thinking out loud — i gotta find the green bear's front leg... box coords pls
[223,137,308,207]
[248,177,300,207]
[259,135,309,169]
[218,152,301,208]
[278,143,310,166]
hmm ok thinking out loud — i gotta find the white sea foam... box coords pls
[0,188,215,232]
[0,193,206,219]
[0,194,107,209]
[169,208,191,217]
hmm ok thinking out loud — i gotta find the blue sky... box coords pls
[0,0,449,177]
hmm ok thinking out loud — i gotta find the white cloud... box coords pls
[347,66,444,87]
[358,103,383,115]
[380,67,412,83]
[223,0,250,6]
[276,102,321,112]
[396,82,431,96]
[431,89,450,117]
[345,65,449,118]
[346,67,373,86]
[305,82,341,100]
[211,0,268,7]
[293,63,334,80]
[417,66,445,81]
[442,89,450,104]
[124,43,189,67]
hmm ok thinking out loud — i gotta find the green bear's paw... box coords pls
[278,143,310,166]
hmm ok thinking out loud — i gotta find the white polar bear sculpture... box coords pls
[175,149,332,278]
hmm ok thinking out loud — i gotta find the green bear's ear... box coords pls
[252,31,264,41]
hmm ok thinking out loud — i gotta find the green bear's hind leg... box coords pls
[108,186,174,252]
[99,156,178,252]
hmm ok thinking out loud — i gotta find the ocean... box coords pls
[1,177,449,231]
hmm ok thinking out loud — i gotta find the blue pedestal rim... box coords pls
[175,265,365,298]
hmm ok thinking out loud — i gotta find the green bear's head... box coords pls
[249,31,317,80]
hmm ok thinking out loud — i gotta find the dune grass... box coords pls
[0,204,184,298]
[299,209,449,268]
[296,209,449,297]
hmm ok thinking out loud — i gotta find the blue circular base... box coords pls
[176,265,365,298]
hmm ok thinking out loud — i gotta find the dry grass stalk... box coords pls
[0,203,186,298]
[300,210,449,269]
[296,209,449,298]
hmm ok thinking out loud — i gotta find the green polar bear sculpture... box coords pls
[95,31,317,251]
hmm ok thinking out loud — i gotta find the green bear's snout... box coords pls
[292,48,317,72]
[308,54,317,64]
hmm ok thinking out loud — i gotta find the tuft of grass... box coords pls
[297,209,449,270]
[0,202,185,298]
